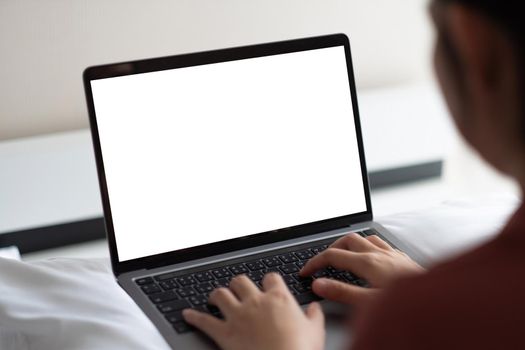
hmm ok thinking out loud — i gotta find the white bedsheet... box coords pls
[0,195,519,349]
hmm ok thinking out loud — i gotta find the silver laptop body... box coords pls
[84,34,415,349]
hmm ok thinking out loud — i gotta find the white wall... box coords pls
[0,0,433,140]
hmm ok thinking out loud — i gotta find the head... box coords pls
[430,0,525,183]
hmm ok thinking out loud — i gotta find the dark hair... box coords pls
[438,0,524,64]
[439,0,524,120]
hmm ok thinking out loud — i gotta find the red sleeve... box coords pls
[350,210,525,349]
[350,276,437,350]
[349,256,525,349]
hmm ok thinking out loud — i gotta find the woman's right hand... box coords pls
[300,233,424,306]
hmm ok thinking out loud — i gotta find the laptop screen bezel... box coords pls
[83,34,373,275]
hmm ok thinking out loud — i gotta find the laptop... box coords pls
[83,34,412,349]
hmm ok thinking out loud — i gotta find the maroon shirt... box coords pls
[352,204,525,349]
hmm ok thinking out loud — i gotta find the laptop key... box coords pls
[326,266,343,275]
[263,267,281,275]
[149,291,179,304]
[246,271,264,282]
[282,274,296,285]
[194,282,214,294]
[212,278,230,288]
[194,271,214,282]
[212,268,232,279]
[189,295,208,306]
[287,284,298,295]
[176,287,197,298]
[279,263,299,274]
[278,253,298,264]
[158,299,191,314]
[313,269,329,278]
[173,321,193,334]
[292,273,313,284]
[330,273,348,282]
[189,305,223,319]
[342,271,357,281]
[141,284,161,294]
[295,260,307,269]
[177,275,196,287]
[295,292,321,305]
[192,304,212,314]
[246,261,265,271]
[293,282,312,294]
[353,279,368,287]
[262,257,282,267]
[264,267,281,274]
[229,264,248,275]
[159,279,179,291]
[294,250,314,260]
[135,277,154,285]
[155,271,179,282]
[310,245,329,255]
[165,310,185,324]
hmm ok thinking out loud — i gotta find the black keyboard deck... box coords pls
[135,229,376,334]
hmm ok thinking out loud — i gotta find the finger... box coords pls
[312,278,378,305]
[305,301,325,329]
[300,248,366,276]
[183,308,227,340]
[208,287,240,315]
[262,272,287,292]
[330,233,377,252]
[365,235,393,250]
[229,274,260,300]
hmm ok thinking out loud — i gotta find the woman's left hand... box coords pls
[183,273,325,350]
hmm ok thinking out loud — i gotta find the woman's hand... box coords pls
[183,273,325,350]
[300,233,424,306]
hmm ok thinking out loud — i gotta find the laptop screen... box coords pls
[90,44,367,262]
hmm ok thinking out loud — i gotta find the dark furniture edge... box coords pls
[369,160,443,189]
[0,217,106,254]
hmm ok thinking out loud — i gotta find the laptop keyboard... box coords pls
[135,229,377,334]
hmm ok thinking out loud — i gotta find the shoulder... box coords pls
[351,236,525,350]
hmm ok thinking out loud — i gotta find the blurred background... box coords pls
[0,0,518,260]
[1,0,432,139]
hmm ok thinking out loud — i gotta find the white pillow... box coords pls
[0,195,519,349]
[0,257,171,350]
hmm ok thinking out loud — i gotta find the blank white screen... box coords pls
[91,45,367,262]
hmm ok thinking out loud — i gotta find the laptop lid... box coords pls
[83,34,372,275]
